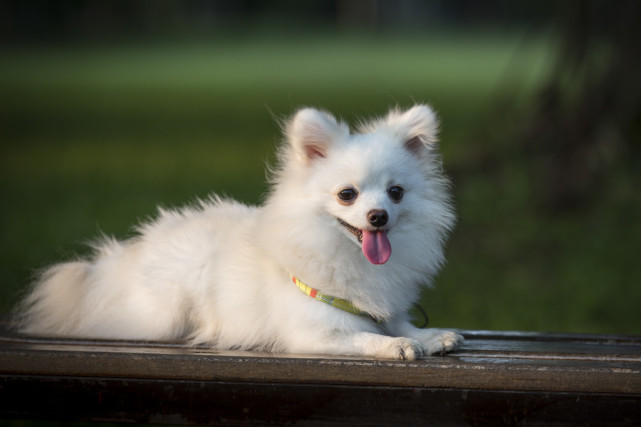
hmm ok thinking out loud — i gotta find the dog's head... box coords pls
[273,105,454,267]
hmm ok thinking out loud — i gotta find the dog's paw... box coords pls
[420,329,464,355]
[376,337,424,360]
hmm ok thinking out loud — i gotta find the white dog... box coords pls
[15,104,463,360]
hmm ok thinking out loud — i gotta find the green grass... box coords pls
[1,33,639,334]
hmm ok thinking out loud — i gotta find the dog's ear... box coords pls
[286,108,348,165]
[391,104,439,156]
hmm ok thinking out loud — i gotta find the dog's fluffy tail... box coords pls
[13,261,90,336]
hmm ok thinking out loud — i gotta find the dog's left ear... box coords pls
[393,104,439,156]
[286,108,349,165]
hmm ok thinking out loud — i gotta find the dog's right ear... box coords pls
[286,108,348,165]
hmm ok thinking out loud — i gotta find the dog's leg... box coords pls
[385,318,464,356]
[285,330,425,360]
[348,332,425,360]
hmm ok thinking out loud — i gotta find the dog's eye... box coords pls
[388,186,404,202]
[337,188,358,203]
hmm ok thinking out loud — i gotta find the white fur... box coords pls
[14,105,463,360]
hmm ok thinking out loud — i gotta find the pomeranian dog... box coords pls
[15,104,463,360]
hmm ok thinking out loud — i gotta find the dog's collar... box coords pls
[290,274,378,321]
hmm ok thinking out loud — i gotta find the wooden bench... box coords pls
[1,325,639,426]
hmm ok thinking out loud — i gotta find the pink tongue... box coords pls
[361,230,392,265]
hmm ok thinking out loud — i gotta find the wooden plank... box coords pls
[1,330,639,393]
[2,376,640,426]
[1,327,640,425]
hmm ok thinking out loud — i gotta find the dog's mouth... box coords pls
[337,219,391,265]
[338,218,363,243]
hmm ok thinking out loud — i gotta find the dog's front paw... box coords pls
[376,337,424,360]
[420,329,464,355]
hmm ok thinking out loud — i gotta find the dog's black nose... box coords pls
[367,209,388,227]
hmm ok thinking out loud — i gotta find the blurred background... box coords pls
[1,0,639,334]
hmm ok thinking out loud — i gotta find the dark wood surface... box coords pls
[1,327,640,425]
